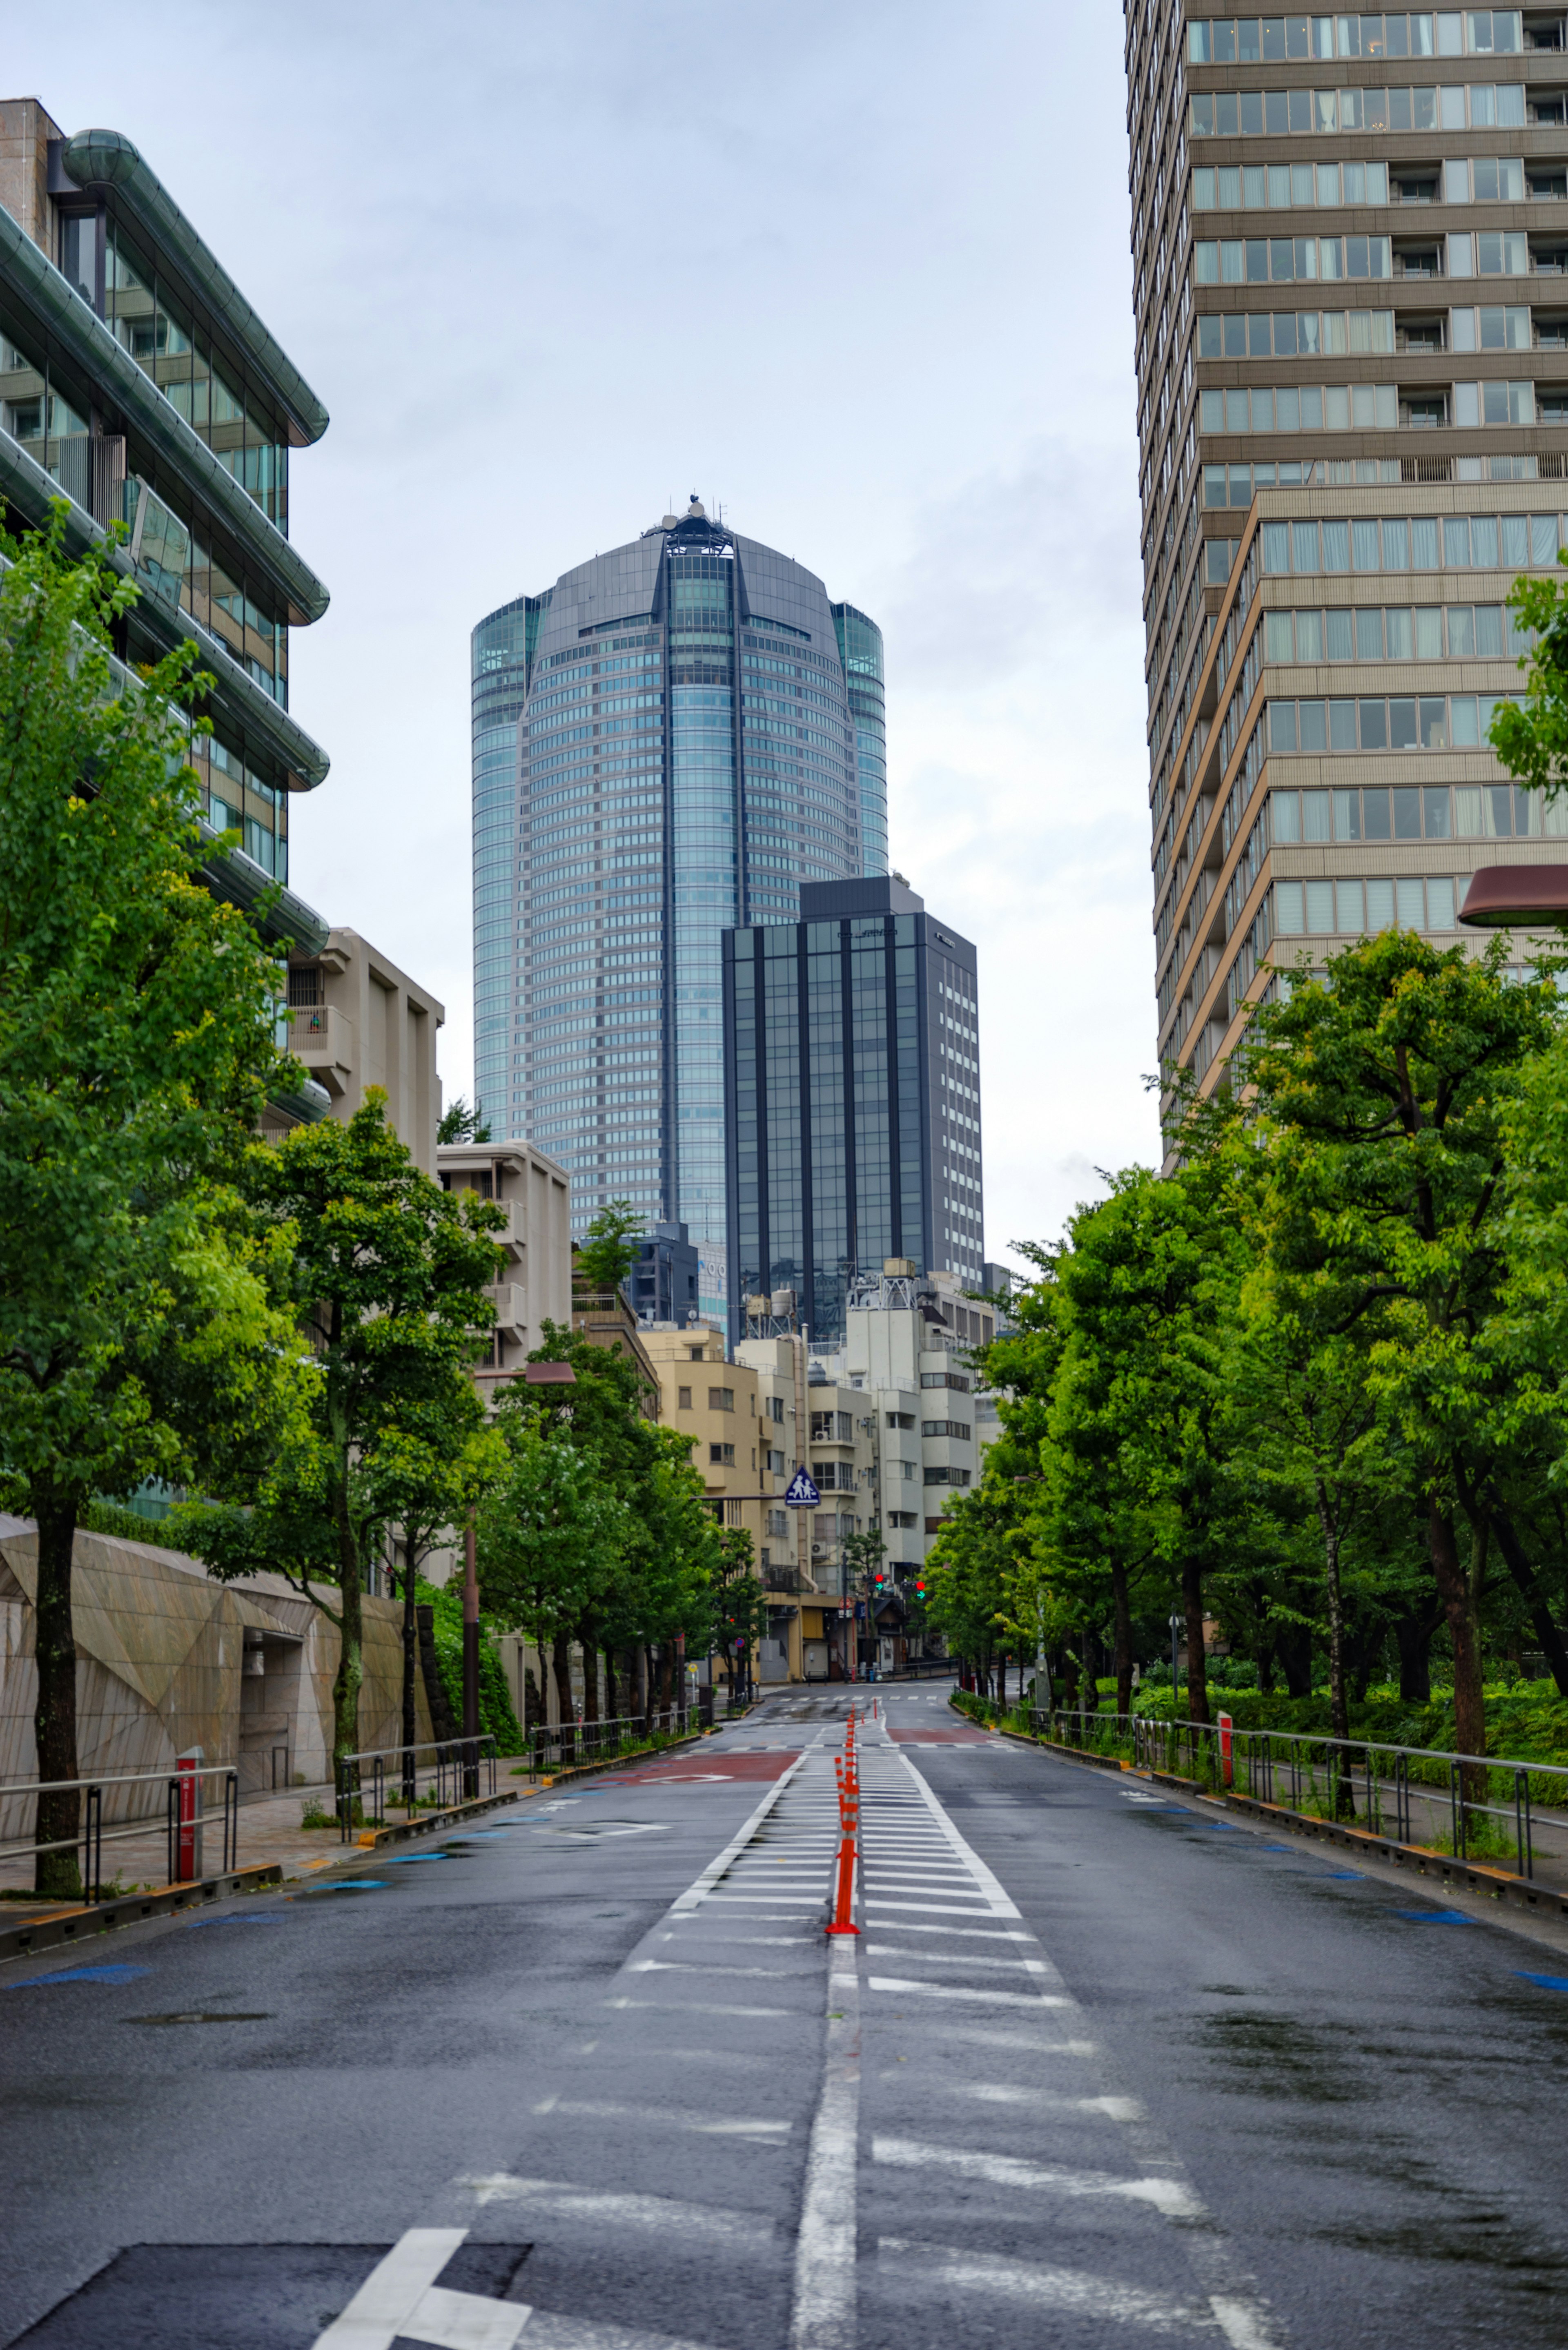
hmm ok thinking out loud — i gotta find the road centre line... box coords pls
[787,1930,859,2350]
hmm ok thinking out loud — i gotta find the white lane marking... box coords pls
[864,1946,1050,1975]
[603,1997,793,2019]
[662,1933,815,1947]
[894,1756,1285,2348]
[862,1920,1035,1943]
[956,2083,1145,2121]
[872,2136,1199,2217]
[457,2176,772,2245]
[869,1976,1068,2010]
[874,2237,1205,2332]
[668,1748,816,1913]
[310,2229,530,2350]
[889,1757,1021,1915]
[862,1899,1000,1919]
[530,2098,791,2136]
[939,2024,1102,2057]
[628,1960,813,1980]
[787,1932,859,2350]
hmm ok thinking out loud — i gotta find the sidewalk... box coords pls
[0,1764,541,1925]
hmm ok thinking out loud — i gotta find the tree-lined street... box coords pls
[4,1688,1568,2350]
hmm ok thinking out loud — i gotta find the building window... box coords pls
[711,1443,736,1466]
[689,1344,706,1360]
[887,1510,918,1529]
[924,1466,972,1487]
[768,1509,788,1537]
[709,1386,735,1411]
[885,1410,915,1429]
[768,1396,784,1423]
[726,1499,744,1525]
[677,1386,692,1409]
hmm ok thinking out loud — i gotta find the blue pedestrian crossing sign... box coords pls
[784,1467,821,1508]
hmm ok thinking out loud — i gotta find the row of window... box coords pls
[1263,600,1523,661]
[1191,80,1528,137]
[1196,234,1392,283]
[1262,508,1564,573]
[1199,308,1395,357]
[1204,380,1409,432]
[1267,688,1520,748]
[1272,780,1558,838]
[1207,455,1444,506]
[1194,160,1392,211]
[1275,874,1459,932]
[1187,13,1522,63]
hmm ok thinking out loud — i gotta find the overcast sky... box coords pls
[14,0,1160,1270]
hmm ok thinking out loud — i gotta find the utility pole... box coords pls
[463,1514,481,1798]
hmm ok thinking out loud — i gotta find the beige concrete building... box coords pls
[285,928,444,1173]
[437,1140,572,1391]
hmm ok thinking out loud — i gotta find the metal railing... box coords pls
[0,1761,239,1904]
[1029,1706,1568,1888]
[334,1736,498,1842]
[529,1703,697,1774]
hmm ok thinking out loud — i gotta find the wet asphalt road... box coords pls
[2,1685,1568,2350]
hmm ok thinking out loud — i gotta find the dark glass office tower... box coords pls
[722,876,983,1350]
[472,501,887,1321]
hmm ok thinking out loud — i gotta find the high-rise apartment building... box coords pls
[470,502,887,1315]
[1133,8,1568,1125]
[722,876,983,1351]
[0,105,329,954]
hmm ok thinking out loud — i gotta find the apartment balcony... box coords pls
[488,1282,529,1339]
[287,1002,350,1097]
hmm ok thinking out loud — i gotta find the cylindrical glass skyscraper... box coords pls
[470,502,886,1324]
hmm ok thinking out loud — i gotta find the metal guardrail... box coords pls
[334,1736,498,1842]
[0,1761,239,1903]
[1029,1706,1568,1886]
[529,1704,700,1773]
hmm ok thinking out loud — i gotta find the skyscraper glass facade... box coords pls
[1130,5,1568,1134]
[831,602,889,875]
[722,877,983,1349]
[472,504,888,1313]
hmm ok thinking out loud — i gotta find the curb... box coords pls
[1016,1729,1568,1928]
[0,1865,283,1966]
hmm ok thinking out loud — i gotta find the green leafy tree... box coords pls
[708,1526,768,1699]
[1490,552,1568,804]
[575,1199,644,1295]
[475,1420,630,1741]
[437,1096,491,1146]
[1246,930,1563,1773]
[173,1094,504,1773]
[0,516,297,1895]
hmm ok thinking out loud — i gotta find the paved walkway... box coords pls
[0,1761,541,1921]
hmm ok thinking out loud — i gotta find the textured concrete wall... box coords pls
[0,1516,433,1836]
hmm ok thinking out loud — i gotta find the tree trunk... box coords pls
[1112,1559,1133,1719]
[997,1651,1007,1710]
[639,1643,653,1736]
[604,1648,618,1724]
[1393,1605,1435,1702]
[1488,1506,1568,1699]
[1183,1560,1211,1727]
[32,1487,82,1901]
[552,1630,576,1761]
[580,1628,599,1726]
[1277,1615,1312,1698]
[401,1539,418,1801]
[1315,1483,1355,1818]
[330,1496,364,1796]
[1429,1496,1486,1799]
